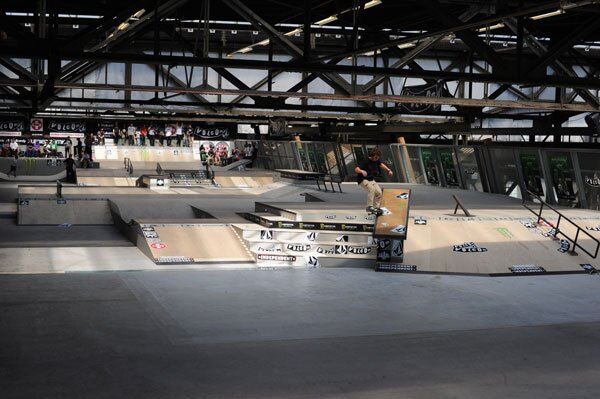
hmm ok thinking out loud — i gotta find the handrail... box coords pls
[522,190,600,259]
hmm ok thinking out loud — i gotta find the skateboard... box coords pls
[366,207,384,216]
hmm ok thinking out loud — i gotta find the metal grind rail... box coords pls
[522,190,600,259]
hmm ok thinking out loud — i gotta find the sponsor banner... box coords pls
[376,263,417,272]
[399,82,442,113]
[156,256,194,263]
[193,124,235,140]
[0,119,24,134]
[47,120,86,134]
[49,132,85,138]
[30,118,43,132]
[305,256,320,268]
[509,265,546,274]
[257,254,296,262]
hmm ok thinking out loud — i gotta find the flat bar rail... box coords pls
[522,190,600,258]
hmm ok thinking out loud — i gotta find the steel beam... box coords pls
[51,81,600,112]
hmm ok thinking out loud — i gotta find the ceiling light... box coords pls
[231,30,237,34]
[238,47,253,54]
[118,22,129,30]
[252,30,259,35]
[364,0,382,10]
[187,28,193,33]
[285,28,303,36]
[530,9,564,20]
[397,42,416,49]
[73,24,79,29]
[315,15,338,25]
[132,9,145,18]
[257,39,270,46]
[476,23,504,32]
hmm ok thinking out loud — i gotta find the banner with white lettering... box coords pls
[192,124,235,140]
[0,119,24,136]
[399,83,442,114]
[47,120,86,138]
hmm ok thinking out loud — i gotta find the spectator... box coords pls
[63,136,73,158]
[24,141,35,157]
[42,140,51,157]
[75,138,83,161]
[166,127,173,146]
[148,126,156,146]
[82,151,91,168]
[135,128,141,146]
[7,154,17,177]
[9,139,18,155]
[113,129,119,145]
[158,129,165,146]
[84,133,93,161]
[98,129,105,145]
[65,154,76,183]
[127,124,135,145]
[140,125,147,146]
[34,140,42,155]
[176,124,183,147]
[50,140,58,157]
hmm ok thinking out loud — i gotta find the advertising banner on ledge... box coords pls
[192,123,236,140]
[46,120,86,138]
[0,119,24,137]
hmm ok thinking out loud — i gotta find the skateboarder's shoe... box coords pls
[366,206,384,216]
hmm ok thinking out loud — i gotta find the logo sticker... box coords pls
[414,218,427,225]
[390,225,407,234]
[306,256,320,268]
[260,230,273,240]
[287,243,311,252]
[453,242,488,253]
[495,227,513,238]
[396,192,410,200]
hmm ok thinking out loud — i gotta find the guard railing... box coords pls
[522,190,600,258]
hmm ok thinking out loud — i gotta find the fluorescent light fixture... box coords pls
[397,42,416,49]
[132,9,145,18]
[476,23,504,32]
[117,22,129,30]
[315,15,338,25]
[257,39,270,46]
[238,47,253,54]
[285,28,303,36]
[73,24,79,29]
[530,9,563,20]
[364,0,382,9]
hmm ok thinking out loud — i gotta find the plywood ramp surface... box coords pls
[148,225,253,263]
[405,219,594,274]
[375,188,410,239]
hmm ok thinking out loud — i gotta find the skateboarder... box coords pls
[355,148,393,213]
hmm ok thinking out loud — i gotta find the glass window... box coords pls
[489,148,522,199]
[576,152,600,210]
[518,150,545,200]
[545,151,579,207]
[439,147,460,187]
[456,147,483,191]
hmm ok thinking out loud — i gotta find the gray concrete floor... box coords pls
[2,268,600,398]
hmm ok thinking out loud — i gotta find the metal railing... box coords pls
[124,157,133,175]
[522,190,600,259]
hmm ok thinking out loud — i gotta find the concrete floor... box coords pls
[1,268,600,398]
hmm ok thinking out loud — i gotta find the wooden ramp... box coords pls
[137,223,254,265]
[398,217,595,275]
[373,188,411,265]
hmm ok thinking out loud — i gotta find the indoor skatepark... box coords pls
[2,1,600,398]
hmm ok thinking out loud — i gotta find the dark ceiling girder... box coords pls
[0,58,37,83]
[527,15,600,76]
[222,0,363,104]
[50,81,600,112]
[316,1,570,62]
[3,49,600,91]
[423,0,507,72]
